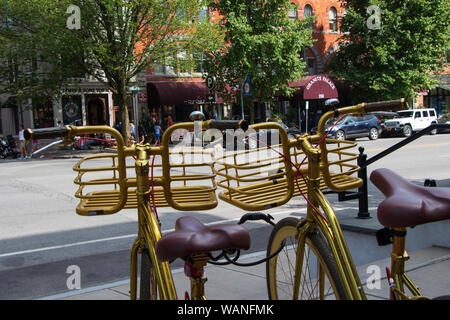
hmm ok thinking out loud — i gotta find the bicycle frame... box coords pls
[287,102,420,300]
[293,135,366,300]
[129,144,178,300]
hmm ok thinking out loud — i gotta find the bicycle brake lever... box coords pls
[238,212,275,226]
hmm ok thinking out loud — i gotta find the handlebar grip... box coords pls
[24,126,70,141]
[364,98,405,112]
[208,120,249,131]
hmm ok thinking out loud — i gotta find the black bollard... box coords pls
[357,146,370,219]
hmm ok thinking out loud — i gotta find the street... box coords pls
[0,133,449,299]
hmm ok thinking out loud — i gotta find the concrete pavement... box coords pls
[41,245,450,300]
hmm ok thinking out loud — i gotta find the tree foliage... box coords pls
[328,0,450,103]
[0,0,224,142]
[205,0,314,107]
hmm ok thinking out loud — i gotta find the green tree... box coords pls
[205,0,314,122]
[328,0,450,103]
[0,0,224,143]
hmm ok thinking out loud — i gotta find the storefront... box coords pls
[276,74,339,132]
[61,86,114,126]
[33,99,54,128]
[147,81,224,129]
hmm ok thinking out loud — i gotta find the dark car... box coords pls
[243,121,301,149]
[322,115,381,140]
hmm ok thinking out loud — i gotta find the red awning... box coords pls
[290,75,338,100]
[148,82,206,105]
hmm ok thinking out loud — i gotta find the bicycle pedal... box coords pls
[376,227,394,246]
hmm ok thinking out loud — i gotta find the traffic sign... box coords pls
[243,75,251,96]
[206,93,217,103]
[205,75,216,90]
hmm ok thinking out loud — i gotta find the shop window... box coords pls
[62,95,82,125]
[33,100,55,128]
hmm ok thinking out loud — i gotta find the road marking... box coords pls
[0,209,300,258]
[364,141,450,152]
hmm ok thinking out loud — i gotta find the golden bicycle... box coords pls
[25,98,449,300]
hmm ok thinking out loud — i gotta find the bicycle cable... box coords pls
[207,240,286,267]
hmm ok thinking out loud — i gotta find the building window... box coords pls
[193,52,205,74]
[304,4,313,18]
[329,7,338,32]
[198,6,208,22]
[288,3,298,20]
[306,57,316,75]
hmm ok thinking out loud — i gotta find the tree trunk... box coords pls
[116,86,131,146]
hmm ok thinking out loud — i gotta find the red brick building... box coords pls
[143,2,346,129]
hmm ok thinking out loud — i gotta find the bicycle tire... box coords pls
[140,248,158,300]
[266,217,347,300]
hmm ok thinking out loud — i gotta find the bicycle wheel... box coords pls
[266,217,347,300]
[140,248,158,300]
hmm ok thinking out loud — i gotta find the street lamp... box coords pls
[129,85,140,125]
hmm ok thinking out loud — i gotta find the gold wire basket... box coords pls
[72,146,218,216]
[214,128,362,211]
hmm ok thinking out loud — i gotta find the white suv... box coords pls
[382,108,438,137]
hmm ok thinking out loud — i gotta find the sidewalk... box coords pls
[43,245,450,300]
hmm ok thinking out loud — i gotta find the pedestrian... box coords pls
[166,115,173,130]
[18,125,29,160]
[138,121,150,144]
[31,139,40,154]
[148,118,156,144]
[154,120,162,145]
[114,121,122,134]
[151,108,157,122]
[130,120,137,141]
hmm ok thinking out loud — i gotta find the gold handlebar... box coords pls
[24,99,405,214]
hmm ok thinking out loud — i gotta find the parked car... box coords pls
[316,115,381,141]
[206,121,300,150]
[382,108,438,137]
[369,111,398,138]
[437,113,450,133]
[243,129,298,149]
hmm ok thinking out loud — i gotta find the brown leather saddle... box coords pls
[156,216,251,262]
[370,168,450,228]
